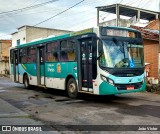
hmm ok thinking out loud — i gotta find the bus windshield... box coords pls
[99,40,144,68]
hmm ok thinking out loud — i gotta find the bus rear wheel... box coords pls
[67,78,78,99]
[24,75,30,89]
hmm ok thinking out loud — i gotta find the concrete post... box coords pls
[137,10,140,22]
[97,8,99,26]
[116,4,120,26]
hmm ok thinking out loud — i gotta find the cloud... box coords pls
[0,0,159,38]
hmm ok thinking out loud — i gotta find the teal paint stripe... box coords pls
[18,64,36,76]
[16,62,78,79]
[45,62,77,79]
[16,34,70,48]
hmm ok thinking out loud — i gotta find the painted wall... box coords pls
[12,26,70,47]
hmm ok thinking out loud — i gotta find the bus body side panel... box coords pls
[18,63,37,86]
[45,62,77,90]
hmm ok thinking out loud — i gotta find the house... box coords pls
[0,40,12,75]
[145,19,159,30]
[131,19,159,81]
[12,25,71,47]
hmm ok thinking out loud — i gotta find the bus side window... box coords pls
[40,48,44,63]
[60,51,68,61]
[52,51,58,61]
[60,40,68,61]
[68,40,75,61]
[27,47,36,63]
[47,51,58,62]
[60,39,75,61]
[46,41,59,62]
[20,48,27,63]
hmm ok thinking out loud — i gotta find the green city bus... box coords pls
[10,26,146,98]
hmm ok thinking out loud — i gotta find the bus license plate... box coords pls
[127,86,134,90]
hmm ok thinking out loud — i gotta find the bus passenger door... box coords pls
[13,50,19,82]
[80,38,93,92]
[37,46,45,86]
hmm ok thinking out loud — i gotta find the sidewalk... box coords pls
[0,98,43,125]
[0,95,59,133]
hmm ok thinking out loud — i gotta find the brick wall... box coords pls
[0,40,12,57]
[0,40,11,74]
[145,19,159,30]
[144,39,159,78]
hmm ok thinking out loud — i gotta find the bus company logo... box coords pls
[57,63,61,73]
[2,126,11,131]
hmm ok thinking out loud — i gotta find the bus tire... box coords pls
[24,75,30,89]
[67,78,78,99]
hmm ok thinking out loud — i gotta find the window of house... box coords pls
[17,39,20,46]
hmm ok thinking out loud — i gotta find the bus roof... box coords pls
[15,26,139,49]
[16,28,94,48]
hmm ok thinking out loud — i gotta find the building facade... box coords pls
[131,21,159,82]
[12,25,71,47]
[0,40,12,75]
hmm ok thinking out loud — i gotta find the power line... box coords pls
[33,0,85,27]
[0,0,114,20]
[0,0,100,19]
[0,0,58,15]
[0,0,85,38]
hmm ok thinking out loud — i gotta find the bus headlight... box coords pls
[100,75,114,86]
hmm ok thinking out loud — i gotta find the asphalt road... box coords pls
[0,77,160,134]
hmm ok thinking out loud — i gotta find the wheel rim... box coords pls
[69,83,76,94]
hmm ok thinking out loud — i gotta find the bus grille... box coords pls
[115,82,143,90]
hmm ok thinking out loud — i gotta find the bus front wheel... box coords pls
[24,75,30,89]
[67,78,78,99]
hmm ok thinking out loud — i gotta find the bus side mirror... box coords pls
[97,39,103,60]
[97,52,102,60]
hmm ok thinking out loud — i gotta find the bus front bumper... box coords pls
[99,81,146,95]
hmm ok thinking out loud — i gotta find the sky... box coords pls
[0,0,159,39]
